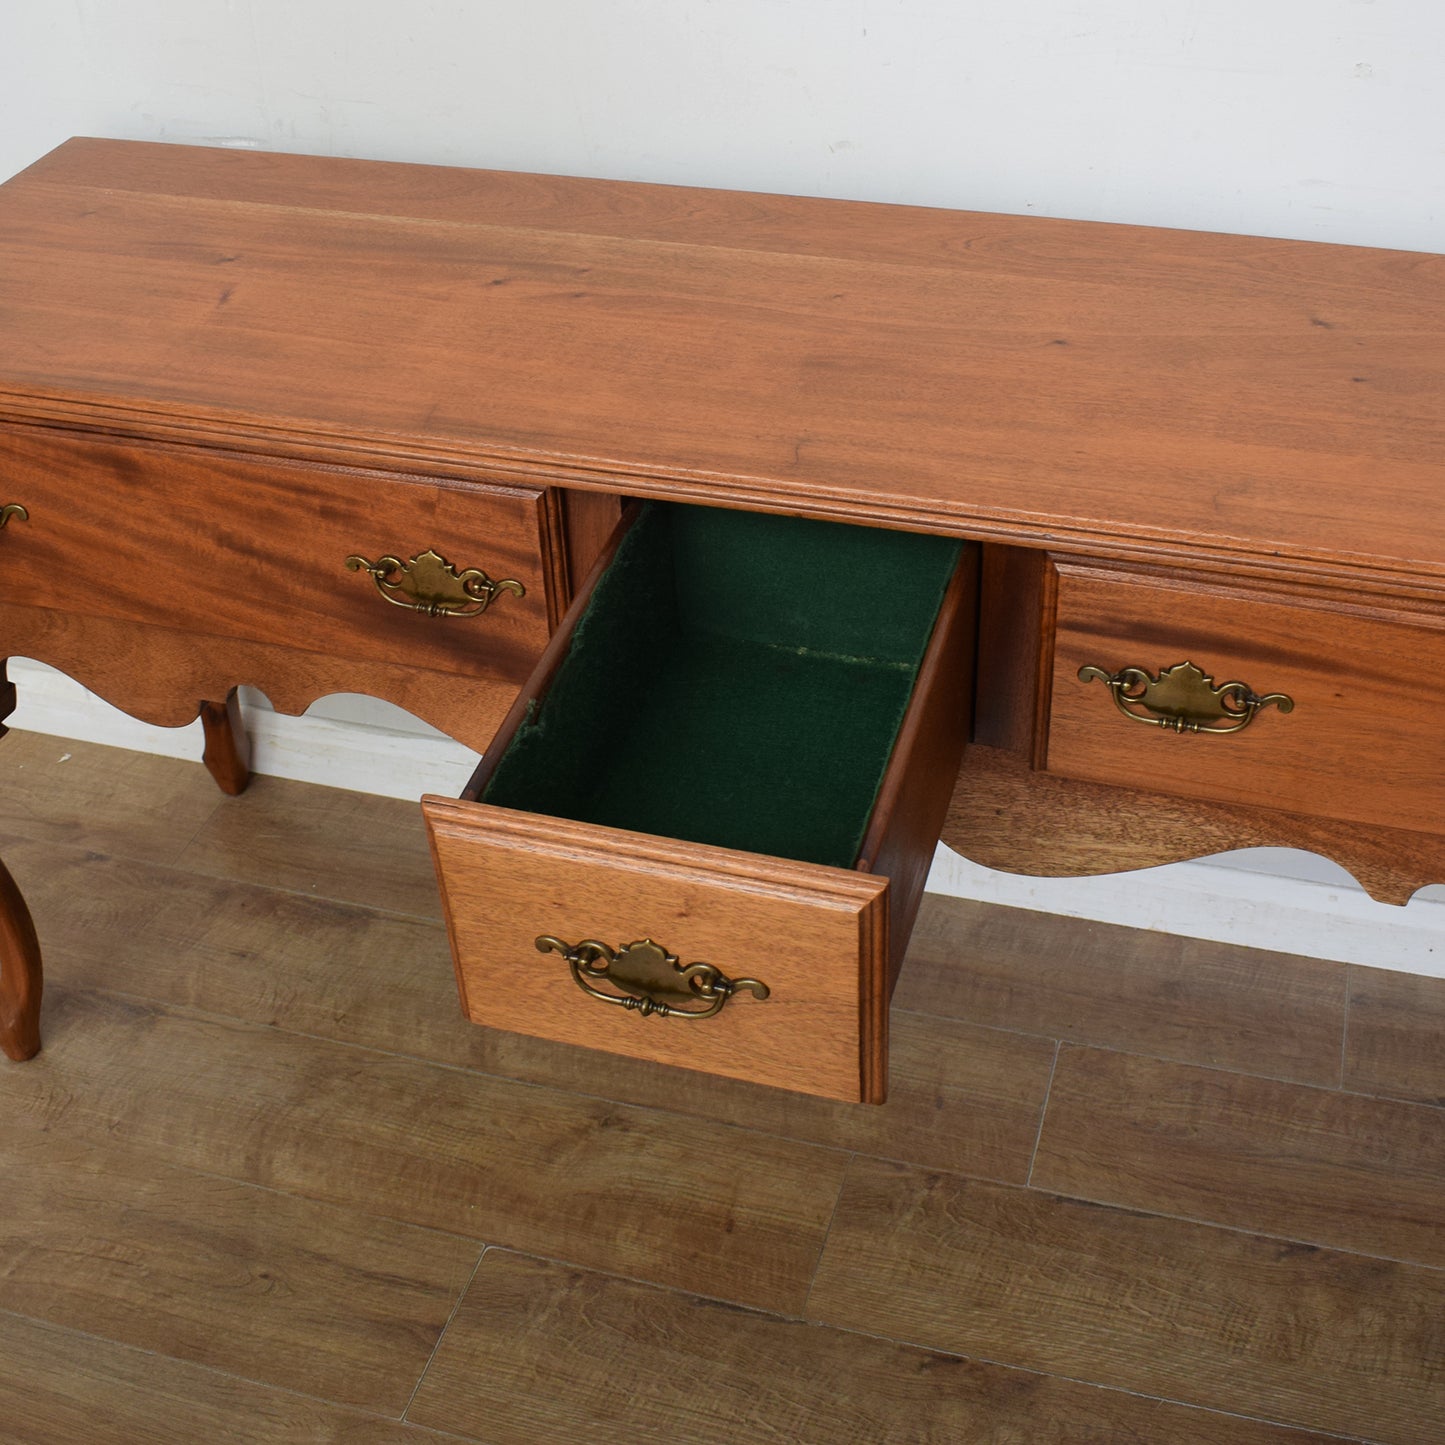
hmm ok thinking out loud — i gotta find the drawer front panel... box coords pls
[1046,562,1445,835]
[0,426,553,682]
[425,802,888,1102]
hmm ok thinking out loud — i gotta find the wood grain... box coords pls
[972,543,1048,753]
[4,833,1054,1180]
[0,837,457,1042]
[1047,560,1445,837]
[895,893,1348,1086]
[0,729,224,866]
[942,741,1445,904]
[4,139,1445,597]
[1032,1046,1445,1267]
[0,1116,478,1414]
[199,687,251,795]
[1,606,527,757]
[438,516,967,1104]
[808,1156,1445,1444]
[0,424,552,750]
[426,801,889,1102]
[855,544,976,997]
[14,986,848,1316]
[409,1250,1345,1445]
[0,850,41,1060]
[559,488,624,600]
[0,658,17,731]
[183,771,444,919]
[1345,965,1445,1106]
[0,423,552,680]
[0,1312,460,1444]
[0,736,1436,1442]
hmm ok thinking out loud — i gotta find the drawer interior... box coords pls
[478,502,962,868]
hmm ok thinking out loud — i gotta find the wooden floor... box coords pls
[0,731,1441,1444]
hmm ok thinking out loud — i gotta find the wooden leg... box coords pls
[199,688,252,796]
[0,855,41,1061]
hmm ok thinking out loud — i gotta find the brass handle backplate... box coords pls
[0,504,28,529]
[345,547,523,618]
[1079,660,1294,736]
[535,935,770,1020]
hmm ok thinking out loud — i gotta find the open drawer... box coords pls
[423,503,975,1102]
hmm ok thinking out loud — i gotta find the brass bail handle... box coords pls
[0,504,28,529]
[1079,660,1294,736]
[536,935,770,1020]
[345,547,524,618]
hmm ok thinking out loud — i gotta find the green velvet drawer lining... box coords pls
[482,503,961,869]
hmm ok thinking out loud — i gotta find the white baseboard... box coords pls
[926,845,1445,980]
[8,659,1443,979]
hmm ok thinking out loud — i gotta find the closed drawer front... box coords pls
[0,425,553,683]
[1045,560,1445,835]
[425,503,974,1103]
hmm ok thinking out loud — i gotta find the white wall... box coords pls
[4,1,1441,249]
[4,1,1444,972]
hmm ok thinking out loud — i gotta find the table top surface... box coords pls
[1,138,1442,593]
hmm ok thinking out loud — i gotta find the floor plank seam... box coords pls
[0,1107,503,1250]
[1025,1039,1061,1188]
[1018,1032,1445,1113]
[403,1243,490,1426]
[1340,966,1355,1092]
[5,841,449,940]
[800,1150,856,1318]
[138,852,447,926]
[16,814,450,927]
[785,1309,1376,1444]
[22,818,1397,1100]
[0,1301,487,1438]
[1017,1180,1445,1275]
[157,787,230,872]
[40,980,1037,1179]
[477,1244,827,1326]
[890,1004,1360,1095]
[42,972,1441,1254]
[5,740,1434,1443]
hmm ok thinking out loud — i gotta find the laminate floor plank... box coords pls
[8,838,1055,1182]
[451,1007,1056,1185]
[1,737,1437,1440]
[897,894,1348,1086]
[0,731,222,866]
[0,1120,478,1416]
[808,1157,1445,1445]
[0,1310,466,1445]
[1033,1046,1445,1267]
[408,1251,1349,1445]
[1345,965,1445,1106]
[3,838,455,1043]
[11,986,846,1316]
[179,771,443,920]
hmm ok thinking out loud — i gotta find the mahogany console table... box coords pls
[0,138,1441,1101]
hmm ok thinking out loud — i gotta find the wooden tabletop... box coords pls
[1,138,1442,592]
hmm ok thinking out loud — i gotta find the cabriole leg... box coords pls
[0,856,41,1061]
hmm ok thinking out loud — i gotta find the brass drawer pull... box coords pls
[345,547,523,617]
[1079,660,1294,736]
[0,503,28,528]
[536,935,770,1020]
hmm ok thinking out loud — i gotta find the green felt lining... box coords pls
[482,503,961,868]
